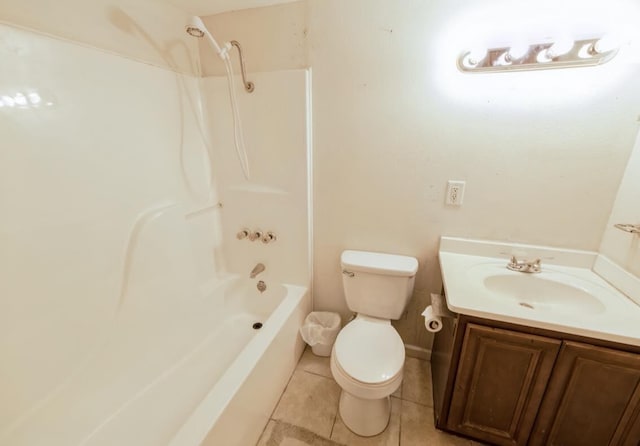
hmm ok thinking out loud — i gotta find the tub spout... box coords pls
[250,263,265,278]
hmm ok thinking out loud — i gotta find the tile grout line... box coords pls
[295,368,340,441]
[298,368,333,380]
[298,368,335,383]
[400,398,434,408]
[255,419,270,444]
[271,364,340,444]
[328,397,339,441]
[255,362,303,445]
[398,398,403,446]
[270,368,297,419]
[299,350,341,442]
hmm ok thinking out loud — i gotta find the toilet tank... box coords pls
[341,250,418,320]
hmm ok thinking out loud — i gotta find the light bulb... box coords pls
[1,96,15,107]
[14,93,27,107]
[28,92,42,105]
[507,43,529,61]
[593,34,619,54]
[464,46,487,66]
[547,37,574,58]
[493,52,510,66]
[536,49,552,63]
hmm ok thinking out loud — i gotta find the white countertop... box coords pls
[439,237,640,347]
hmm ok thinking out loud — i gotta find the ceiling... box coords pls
[162,0,299,16]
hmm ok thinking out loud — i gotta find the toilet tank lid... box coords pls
[341,250,418,277]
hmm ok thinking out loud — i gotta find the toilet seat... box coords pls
[333,315,405,384]
[331,350,403,400]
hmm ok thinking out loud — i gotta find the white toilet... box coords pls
[330,250,418,437]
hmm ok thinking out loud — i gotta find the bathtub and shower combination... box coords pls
[2,14,311,445]
[1,205,310,445]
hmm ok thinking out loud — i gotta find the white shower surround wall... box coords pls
[3,244,308,445]
[1,17,311,446]
[203,69,312,287]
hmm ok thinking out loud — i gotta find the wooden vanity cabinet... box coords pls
[529,341,640,446]
[433,315,640,446]
[445,324,560,446]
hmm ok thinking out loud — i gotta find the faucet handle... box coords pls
[248,230,263,241]
[236,228,250,240]
[261,231,277,244]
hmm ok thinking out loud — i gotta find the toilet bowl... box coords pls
[330,314,405,436]
[331,249,418,437]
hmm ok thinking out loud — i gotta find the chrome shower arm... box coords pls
[230,40,255,93]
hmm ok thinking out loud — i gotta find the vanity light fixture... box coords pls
[458,36,619,73]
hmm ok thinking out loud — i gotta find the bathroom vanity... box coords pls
[432,313,640,446]
[432,237,640,446]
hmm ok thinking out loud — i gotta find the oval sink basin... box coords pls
[466,264,610,316]
[483,274,606,315]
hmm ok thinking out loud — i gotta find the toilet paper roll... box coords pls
[422,305,443,333]
[430,293,455,318]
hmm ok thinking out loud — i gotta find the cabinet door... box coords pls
[446,323,561,446]
[529,341,640,446]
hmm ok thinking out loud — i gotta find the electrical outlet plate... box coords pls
[446,180,465,205]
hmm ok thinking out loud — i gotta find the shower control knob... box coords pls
[248,230,263,242]
[236,228,250,240]
[261,232,277,244]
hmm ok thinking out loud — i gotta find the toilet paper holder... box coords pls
[422,293,456,333]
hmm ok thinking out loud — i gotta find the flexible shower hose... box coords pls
[223,56,251,180]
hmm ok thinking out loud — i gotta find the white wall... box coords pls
[0,0,196,74]
[310,0,640,350]
[4,0,639,363]
[198,3,311,287]
[200,0,640,350]
[203,70,311,286]
[168,0,300,16]
[0,20,216,433]
[1,2,311,433]
[200,1,308,76]
[599,129,640,277]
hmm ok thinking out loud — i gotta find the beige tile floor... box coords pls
[256,348,484,446]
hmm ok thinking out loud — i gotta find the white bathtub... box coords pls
[1,276,310,446]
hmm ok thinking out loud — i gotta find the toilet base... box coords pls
[338,390,391,437]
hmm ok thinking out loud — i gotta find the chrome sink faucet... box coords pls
[250,263,265,278]
[507,256,541,273]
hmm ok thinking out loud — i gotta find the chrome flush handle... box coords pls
[342,269,355,277]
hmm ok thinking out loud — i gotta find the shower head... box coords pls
[185,16,206,38]
[185,16,229,60]
[186,26,204,38]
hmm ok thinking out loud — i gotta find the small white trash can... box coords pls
[299,311,341,357]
